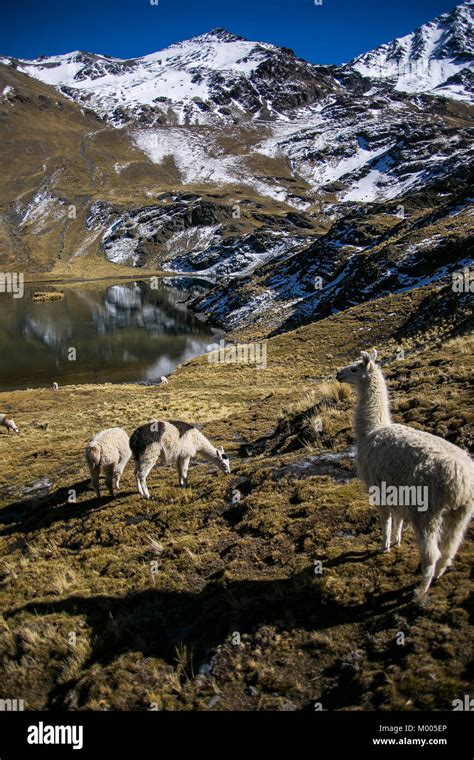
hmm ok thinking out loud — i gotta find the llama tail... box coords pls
[86,442,102,467]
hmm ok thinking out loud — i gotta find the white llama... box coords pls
[0,413,19,434]
[85,427,132,498]
[129,419,230,499]
[336,349,473,602]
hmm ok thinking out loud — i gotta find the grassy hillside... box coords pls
[0,65,323,275]
[0,284,472,711]
[0,66,174,272]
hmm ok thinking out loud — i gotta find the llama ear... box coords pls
[361,351,370,365]
[369,349,378,362]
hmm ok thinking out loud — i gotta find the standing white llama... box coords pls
[85,427,132,498]
[336,349,473,603]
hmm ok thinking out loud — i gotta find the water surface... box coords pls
[0,278,216,390]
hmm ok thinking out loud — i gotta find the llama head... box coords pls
[336,349,378,386]
[215,446,231,475]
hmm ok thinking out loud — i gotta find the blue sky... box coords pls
[1,0,462,64]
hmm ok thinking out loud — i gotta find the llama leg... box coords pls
[112,462,120,491]
[88,460,94,489]
[136,455,156,500]
[136,466,144,497]
[377,506,392,552]
[414,525,441,603]
[176,458,184,487]
[391,511,403,547]
[105,465,115,497]
[435,507,472,579]
[113,464,122,491]
[133,457,143,496]
[114,452,131,490]
[181,456,191,488]
[89,463,101,498]
[139,466,153,500]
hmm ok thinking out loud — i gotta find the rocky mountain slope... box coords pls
[346,0,474,100]
[0,2,472,330]
[10,28,341,127]
[10,2,473,124]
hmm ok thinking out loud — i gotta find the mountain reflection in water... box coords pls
[0,278,216,390]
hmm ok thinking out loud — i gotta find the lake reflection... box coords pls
[0,278,216,390]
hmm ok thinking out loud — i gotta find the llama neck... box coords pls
[196,431,218,461]
[355,367,392,439]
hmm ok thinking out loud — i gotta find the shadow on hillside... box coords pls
[324,548,381,567]
[6,565,417,707]
[0,479,132,537]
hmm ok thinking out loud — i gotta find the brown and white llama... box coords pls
[129,420,230,499]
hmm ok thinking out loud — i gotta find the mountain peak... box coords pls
[196,28,246,43]
[346,0,473,99]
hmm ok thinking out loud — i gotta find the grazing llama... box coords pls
[336,349,473,602]
[129,420,230,499]
[85,427,132,498]
[0,414,19,434]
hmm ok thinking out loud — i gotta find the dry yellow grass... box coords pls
[32,291,64,302]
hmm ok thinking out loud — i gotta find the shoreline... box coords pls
[21,270,205,285]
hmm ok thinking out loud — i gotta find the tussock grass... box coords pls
[305,407,350,451]
[317,381,353,404]
[32,291,64,302]
[444,333,474,354]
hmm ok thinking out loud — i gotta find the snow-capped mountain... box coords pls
[2,4,471,215]
[346,0,473,100]
[10,28,340,126]
[3,2,472,136]
[0,4,473,333]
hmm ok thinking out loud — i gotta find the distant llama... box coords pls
[336,349,473,603]
[130,420,230,499]
[0,414,19,434]
[85,427,131,498]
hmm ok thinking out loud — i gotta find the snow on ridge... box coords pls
[14,31,275,116]
[133,128,242,184]
[342,164,422,203]
[113,162,131,174]
[140,34,272,74]
[132,127,301,206]
[104,237,141,265]
[346,1,474,100]
[1,85,14,101]
[16,190,65,231]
